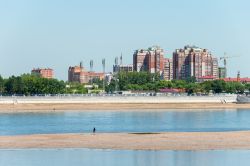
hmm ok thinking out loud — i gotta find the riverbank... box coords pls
[0,103,250,112]
[1,131,250,150]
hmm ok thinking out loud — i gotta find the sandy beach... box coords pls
[0,103,250,112]
[1,132,250,150]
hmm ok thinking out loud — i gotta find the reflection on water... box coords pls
[1,109,250,135]
[0,149,250,166]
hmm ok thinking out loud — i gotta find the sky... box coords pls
[0,0,250,80]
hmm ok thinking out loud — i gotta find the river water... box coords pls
[1,149,250,166]
[1,109,250,165]
[0,109,250,135]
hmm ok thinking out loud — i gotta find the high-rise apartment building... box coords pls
[31,68,54,79]
[163,58,173,81]
[133,49,149,72]
[212,58,219,79]
[173,45,218,80]
[148,46,164,74]
[133,46,164,76]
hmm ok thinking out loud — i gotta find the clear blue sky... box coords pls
[0,0,249,80]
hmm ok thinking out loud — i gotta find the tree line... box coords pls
[105,72,250,94]
[0,73,249,95]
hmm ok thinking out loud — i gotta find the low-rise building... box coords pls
[113,64,133,73]
[31,68,54,79]
[197,76,215,83]
[222,78,250,84]
[68,63,104,84]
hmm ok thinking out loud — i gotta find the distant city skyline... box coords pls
[0,0,249,80]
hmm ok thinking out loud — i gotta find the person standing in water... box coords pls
[93,127,96,134]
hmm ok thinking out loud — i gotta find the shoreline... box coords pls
[1,131,250,150]
[0,103,250,113]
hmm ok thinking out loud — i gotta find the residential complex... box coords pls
[31,68,54,79]
[173,45,218,80]
[31,45,243,84]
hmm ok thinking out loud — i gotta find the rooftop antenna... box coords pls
[102,58,106,92]
[115,57,118,66]
[90,60,94,85]
[80,61,83,70]
[120,53,123,65]
[90,60,93,72]
[237,71,241,82]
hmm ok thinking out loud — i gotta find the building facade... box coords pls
[147,46,164,74]
[113,64,133,73]
[218,67,227,79]
[31,68,54,79]
[163,58,173,81]
[133,46,164,76]
[133,49,149,72]
[68,63,104,84]
[173,45,218,80]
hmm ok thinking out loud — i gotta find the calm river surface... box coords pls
[1,149,250,166]
[0,109,250,135]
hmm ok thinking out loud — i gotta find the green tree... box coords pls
[234,82,245,94]
[5,76,25,95]
[65,82,87,94]
[0,75,4,94]
[4,74,66,95]
[171,80,187,89]
[201,81,213,93]
[211,80,226,93]
[245,84,250,92]
[186,83,202,94]
[105,79,117,93]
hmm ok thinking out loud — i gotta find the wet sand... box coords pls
[1,132,250,150]
[0,103,250,113]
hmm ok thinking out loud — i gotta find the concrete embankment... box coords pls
[0,95,237,104]
[2,95,250,111]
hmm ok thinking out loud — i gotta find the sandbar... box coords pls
[1,132,250,150]
[0,103,250,113]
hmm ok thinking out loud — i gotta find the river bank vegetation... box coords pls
[0,72,249,95]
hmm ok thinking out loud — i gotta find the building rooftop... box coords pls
[223,78,250,82]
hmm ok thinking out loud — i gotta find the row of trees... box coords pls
[0,74,66,95]
[0,74,106,95]
[1,72,250,95]
[105,72,250,94]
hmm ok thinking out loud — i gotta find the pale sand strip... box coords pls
[1,132,250,150]
[0,103,250,112]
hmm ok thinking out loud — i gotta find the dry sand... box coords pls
[1,132,250,150]
[0,103,250,113]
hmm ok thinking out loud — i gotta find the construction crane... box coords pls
[219,53,240,78]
